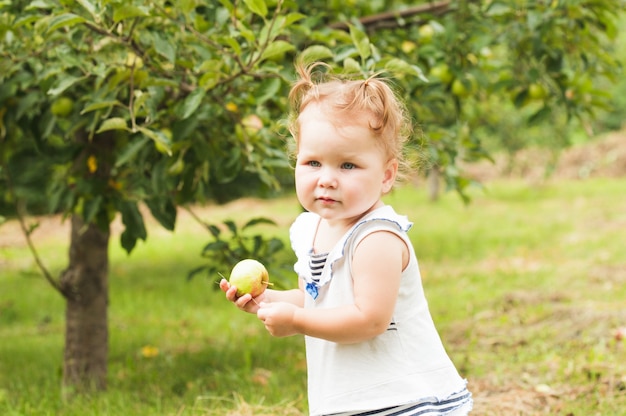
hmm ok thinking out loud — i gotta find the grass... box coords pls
[1,177,625,415]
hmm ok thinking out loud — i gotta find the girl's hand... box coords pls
[256,302,299,337]
[219,278,264,314]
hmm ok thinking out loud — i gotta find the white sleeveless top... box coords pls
[289,205,470,416]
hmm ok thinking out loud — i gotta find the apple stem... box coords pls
[263,281,274,286]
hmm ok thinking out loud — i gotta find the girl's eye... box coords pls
[341,162,356,170]
[308,160,321,167]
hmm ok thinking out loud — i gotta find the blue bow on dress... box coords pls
[305,282,319,300]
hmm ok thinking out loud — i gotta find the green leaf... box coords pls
[528,105,552,125]
[48,184,70,214]
[284,12,306,26]
[96,117,128,133]
[119,201,147,253]
[207,224,221,238]
[76,0,98,20]
[153,32,176,63]
[47,75,85,96]
[342,57,361,74]
[252,234,263,254]
[260,40,295,61]
[13,15,40,28]
[202,240,228,254]
[112,5,149,23]
[115,137,149,167]
[137,127,172,155]
[215,146,242,184]
[243,0,267,18]
[239,26,256,45]
[179,0,197,14]
[224,220,238,235]
[83,195,102,224]
[484,2,512,17]
[46,13,86,33]
[255,78,281,104]
[384,58,428,82]
[132,90,149,116]
[243,217,276,230]
[80,100,122,114]
[187,265,208,281]
[217,0,234,13]
[199,72,221,90]
[219,36,242,55]
[145,198,176,231]
[181,88,206,120]
[298,45,334,65]
[349,24,370,61]
[25,0,54,10]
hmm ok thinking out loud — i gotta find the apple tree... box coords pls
[0,0,305,390]
[0,0,422,391]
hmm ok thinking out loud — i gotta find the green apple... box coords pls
[429,63,453,85]
[418,24,435,43]
[229,259,270,298]
[528,83,547,100]
[51,97,74,117]
[451,74,477,98]
[451,78,468,97]
[401,40,417,54]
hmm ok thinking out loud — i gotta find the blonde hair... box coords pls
[287,62,413,181]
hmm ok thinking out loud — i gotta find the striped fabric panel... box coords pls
[309,252,329,283]
[329,388,472,416]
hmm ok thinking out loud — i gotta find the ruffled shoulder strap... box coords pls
[329,205,413,268]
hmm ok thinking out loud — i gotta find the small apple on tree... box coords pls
[528,83,547,100]
[451,74,477,98]
[418,23,435,43]
[429,63,453,85]
[50,97,74,117]
[229,259,271,298]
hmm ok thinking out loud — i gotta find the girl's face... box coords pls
[294,103,397,226]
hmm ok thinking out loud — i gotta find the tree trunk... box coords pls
[60,214,110,391]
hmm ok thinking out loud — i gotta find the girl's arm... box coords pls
[257,230,408,343]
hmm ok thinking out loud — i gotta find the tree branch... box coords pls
[2,166,66,297]
[15,202,66,296]
[329,1,452,31]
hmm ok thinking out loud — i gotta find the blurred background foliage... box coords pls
[1,1,624,224]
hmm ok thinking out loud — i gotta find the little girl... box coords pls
[220,62,472,415]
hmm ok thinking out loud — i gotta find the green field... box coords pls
[1,177,625,415]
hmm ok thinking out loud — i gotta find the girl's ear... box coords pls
[382,158,398,194]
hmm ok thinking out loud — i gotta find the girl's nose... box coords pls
[318,167,337,188]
